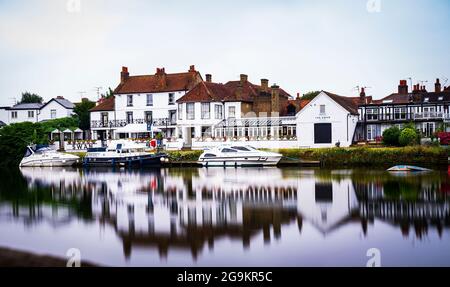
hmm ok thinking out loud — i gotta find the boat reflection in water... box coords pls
[0,167,449,266]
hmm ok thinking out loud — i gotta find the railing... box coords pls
[91,118,176,129]
[362,113,450,122]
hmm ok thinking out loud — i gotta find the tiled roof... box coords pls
[224,80,291,102]
[177,82,232,103]
[90,96,115,112]
[114,70,202,94]
[322,91,359,115]
[54,98,75,109]
[10,103,44,110]
[368,91,450,105]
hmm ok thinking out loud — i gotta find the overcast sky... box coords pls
[0,0,449,106]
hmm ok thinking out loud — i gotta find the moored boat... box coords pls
[387,165,431,172]
[19,145,80,167]
[83,141,166,167]
[197,145,282,167]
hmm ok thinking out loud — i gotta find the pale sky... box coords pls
[0,0,449,106]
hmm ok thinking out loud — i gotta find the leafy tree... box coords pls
[302,91,320,100]
[39,116,79,133]
[382,126,401,146]
[100,87,114,99]
[399,128,418,146]
[74,98,96,131]
[19,92,43,104]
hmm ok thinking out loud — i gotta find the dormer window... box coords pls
[424,97,429,103]
[438,96,443,101]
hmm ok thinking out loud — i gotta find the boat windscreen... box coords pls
[231,146,251,151]
[23,147,33,158]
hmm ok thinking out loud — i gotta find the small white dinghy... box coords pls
[198,145,282,167]
[19,145,79,167]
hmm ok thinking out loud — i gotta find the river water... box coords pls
[0,167,449,266]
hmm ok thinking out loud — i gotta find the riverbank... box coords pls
[0,246,98,267]
[67,146,448,168]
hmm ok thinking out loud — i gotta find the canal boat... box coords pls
[83,141,166,167]
[19,145,80,167]
[387,165,431,172]
[197,145,282,167]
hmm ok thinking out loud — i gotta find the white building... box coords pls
[3,96,75,125]
[296,91,359,148]
[90,66,202,140]
[89,97,116,140]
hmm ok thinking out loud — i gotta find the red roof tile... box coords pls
[177,82,232,103]
[90,96,115,112]
[114,68,202,94]
[322,91,359,115]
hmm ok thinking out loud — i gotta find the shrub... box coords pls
[382,126,401,146]
[399,128,418,146]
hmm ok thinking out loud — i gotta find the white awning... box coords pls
[51,129,60,134]
[62,129,73,133]
[73,128,83,133]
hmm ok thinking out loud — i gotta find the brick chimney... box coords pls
[271,84,280,113]
[121,66,129,84]
[435,78,441,93]
[205,74,212,83]
[260,79,269,93]
[240,74,248,85]
[398,80,408,94]
[296,92,301,100]
[57,96,64,99]
[156,67,167,87]
[189,65,196,72]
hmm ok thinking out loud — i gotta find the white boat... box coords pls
[20,145,80,167]
[197,145,282,167]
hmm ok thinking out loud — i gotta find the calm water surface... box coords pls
[0,167,449,266]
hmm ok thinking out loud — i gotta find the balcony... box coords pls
[91,118,176,129]
[362,112,450,122]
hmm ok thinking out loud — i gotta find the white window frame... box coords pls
[215,104,223,119]
[146,94,153,106]
[178,104,183,120]
[50,109,57,119]
[127,95,133,107]
[28,110,34,118]
[168,93,175,105]
[228,106,236,118]
[201,103,210,119]
[11,111,17,119]
[319,105,326,115]
[186,103,195,120]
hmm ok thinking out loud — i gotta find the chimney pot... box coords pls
[189,65,196,72]
[121,66,130,84]
[435,78,442,93]
[398,80,408,94]
[205,74,212,82]
[260,79,269,92]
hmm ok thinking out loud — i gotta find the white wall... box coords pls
[39,100,74,121]
[296,92,358,148]
[0,108,8,124]
[177,101,226,139]
[115,91,185,120]
[8,109,39,124]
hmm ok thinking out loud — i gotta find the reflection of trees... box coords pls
[0,168,93,225]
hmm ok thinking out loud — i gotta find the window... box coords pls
[11,111,17,119]
[438,96,443,101]
[201,126,212,137]
[28,111,34,118]
[127,95,133,106]
[50,109,56,119]
[201,103,210,119]
[215,105,223,119]
[146,94,153,106]
[101,112,108,124]
[168,93,175,105]
[221,148,237,153]
[231,146,250,151]
[186,103,195,120]
[366,109,379,120]
[145,111,152,123]
[422,122,435,138]
[169,110,177,124]
[367,125,381,141]
[319,105,326,114]
[126,111,133,123]
[424,97,429,103]
[178,104,183,120]
[228,106,236,118]
[394,107,406,120]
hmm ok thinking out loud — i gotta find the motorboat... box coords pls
[197,145,282,167]
[387,165,431,172]
[19,145,80,167]
[83,140,167,167]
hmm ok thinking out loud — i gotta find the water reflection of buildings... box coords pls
[6,168,450,260]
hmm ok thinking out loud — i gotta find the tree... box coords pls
[399,128,418,146]
[19,92,43,104]
[302,91,320,100]
[100,87,114,99]
[382,126,401,146]
[74,98,96,131]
